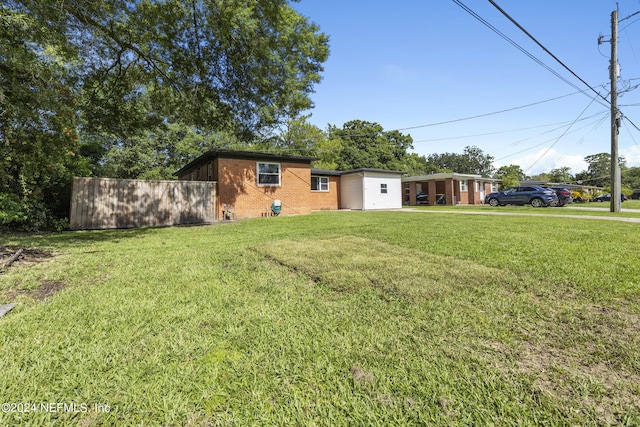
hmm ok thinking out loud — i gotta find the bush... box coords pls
[571,190,592,203]
[0,193,28,225]
[0,192,69,232]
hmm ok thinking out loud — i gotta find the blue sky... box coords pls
[292,0,640,176]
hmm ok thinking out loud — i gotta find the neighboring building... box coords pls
[402,173,500,206]
[175,150,404,219]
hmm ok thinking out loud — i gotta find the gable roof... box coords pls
[175,149,320,176]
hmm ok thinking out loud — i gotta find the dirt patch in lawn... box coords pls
[1,246,53,270]
[5,281,66,302]
[253,235,517,302]
[2,247,63,302]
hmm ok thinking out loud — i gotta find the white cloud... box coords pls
[621,145,640,167]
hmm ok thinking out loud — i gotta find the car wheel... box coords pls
[530,198,544,208]
[488,198,500,207]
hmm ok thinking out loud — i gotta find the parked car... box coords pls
[631,191,640,200]
[548,187,573,207]
[594,193,626,202]
[485,186,558,208]
[416,192,429,204]
[416,192,445,205]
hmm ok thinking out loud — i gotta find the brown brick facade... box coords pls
[175,150,405,218]
[178,155,317,219]
[310,175,340,211]
[216,158,313,219]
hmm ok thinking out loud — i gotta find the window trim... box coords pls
[311,175,330,192]
[460,179,468,192]
[257,161,281,186]
[380,183,388,194]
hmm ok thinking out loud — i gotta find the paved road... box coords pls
[398,206,640,223]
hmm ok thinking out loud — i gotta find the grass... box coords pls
[405,199,640,219]
[1,211,639,426]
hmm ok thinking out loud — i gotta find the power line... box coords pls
[451,0,608,107]
[494,113,609,161]
[523,93,602,173]
[487,0,610,105]
[413,112,607,144]
[395,89,591,132]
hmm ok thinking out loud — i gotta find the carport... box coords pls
[402,173,500,206]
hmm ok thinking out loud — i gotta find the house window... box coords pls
[257,162,281,186]
[381,183,388,194]
[207,163,212,181]
[460,180,468,192]
[491,182,499,192]
[189,172,194,181]
[196,168,201,179]
[311,176,329,191]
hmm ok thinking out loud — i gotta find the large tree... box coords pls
[328,120,414,171]
[575,153,626,188]
[425,146,495,176]
[623,166,640,191]
[8,0,329,137]
[1,0,329,229]
[0,8,90,229]
[494,164,527,188]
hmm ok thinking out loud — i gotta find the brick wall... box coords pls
[310,176,340,211]
[217,158,313,219]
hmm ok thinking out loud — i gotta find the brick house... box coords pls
[175,150,404,219]
[402,173,500,206]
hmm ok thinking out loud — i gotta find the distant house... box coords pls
[175,150,404,219]
[402,173,500,206]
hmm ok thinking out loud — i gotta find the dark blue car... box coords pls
[485,186,558,208]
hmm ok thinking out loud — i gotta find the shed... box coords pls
[340,169,404,210]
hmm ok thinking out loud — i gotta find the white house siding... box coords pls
[340,171,403,210]
[362,172,402,210]
[340,173,363,210]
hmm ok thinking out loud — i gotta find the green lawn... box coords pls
[1,211,639,426]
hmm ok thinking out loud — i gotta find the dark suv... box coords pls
[549,187,573,207]
[485,186,558,208]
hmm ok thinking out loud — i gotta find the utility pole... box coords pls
[610,8,622,213]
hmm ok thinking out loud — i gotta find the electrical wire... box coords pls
[487,0,610,106]
[523,94,602,173]
[494,113,609,161]
[451,0,609,108]
[622,119,640,147]
[412,112,607,144]
[395,89,591,132]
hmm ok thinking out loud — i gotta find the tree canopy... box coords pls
[1,0,329,229]
[424,146,495,176]
[327,120,416,172]
[494,165,527,188]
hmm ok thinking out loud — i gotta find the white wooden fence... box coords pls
[70,177,217,230]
